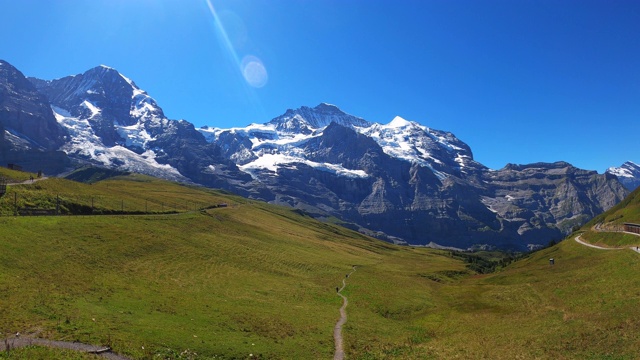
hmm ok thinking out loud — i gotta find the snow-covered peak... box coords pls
[606,161,640,191]
[357,115,480,178]
[387,116,413,128]
[200,104,483,180]
[607,161,640,178]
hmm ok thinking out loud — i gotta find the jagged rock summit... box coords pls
[0,60,631,250]
[267,103,371,133]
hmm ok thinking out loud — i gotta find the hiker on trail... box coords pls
[336,287,339,293]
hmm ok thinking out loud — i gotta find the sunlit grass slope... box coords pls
[578,185,640,248]
[0,167,36,183]
[0,174,465,359]
[372,239,640,359]
[341,188,640,358]
[2,173,640,359]
[0,173,229,215]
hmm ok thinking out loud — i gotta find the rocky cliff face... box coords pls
[0,60,630,250]
[0,60,70,172]
[0,60,67,151]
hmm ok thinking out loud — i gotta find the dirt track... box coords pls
[334,266,357,360]
[0,336,130,359]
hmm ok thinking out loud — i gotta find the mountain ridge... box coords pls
[0,60,630,250]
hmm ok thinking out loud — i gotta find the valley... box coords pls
[1,170,640,359]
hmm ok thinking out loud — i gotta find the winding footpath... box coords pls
[334,266,357,360]
[574,224,640,253]
[0,336,130,359]
[6,176,48,186]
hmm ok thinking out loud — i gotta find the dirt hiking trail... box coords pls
[1,335,130,360]
[334,266,357,360]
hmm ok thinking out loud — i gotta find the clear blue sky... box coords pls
[1,0,638,172]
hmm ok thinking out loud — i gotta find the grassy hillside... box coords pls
[0,174,465,359]
[1,173,640,359]
[576,185,640,248]
[599,185,640,226]
[0,173,227,216]
[0,167,37,184]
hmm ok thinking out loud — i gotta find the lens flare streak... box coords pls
[205,0,268,88]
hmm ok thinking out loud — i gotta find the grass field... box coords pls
[1,173,640,359]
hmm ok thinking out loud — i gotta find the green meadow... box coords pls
[1,171,640,359]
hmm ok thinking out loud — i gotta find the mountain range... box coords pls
[0,60,634,250]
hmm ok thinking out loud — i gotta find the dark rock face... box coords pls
[477,162,627,249]
[0,60,69,173]
[148,120,254,190]
[0,60,67,150]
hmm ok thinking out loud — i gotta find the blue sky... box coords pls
[1,0,638,172]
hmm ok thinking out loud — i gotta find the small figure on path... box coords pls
[336,287,339,293]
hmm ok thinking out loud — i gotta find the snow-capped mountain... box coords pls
[25,64,251,186]
[198,104,628,250]
[0,60,630,250]
[357,116,485,179]
[198,104,485,182]
[607,161,640,191]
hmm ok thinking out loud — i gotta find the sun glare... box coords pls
[205,0,268,88]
